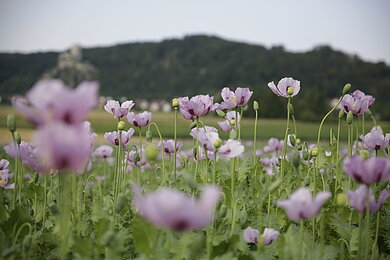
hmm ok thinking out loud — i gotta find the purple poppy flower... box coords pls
[104,100,135,118]
[192,128,221,152]
[34,122,92,172]
[104,129,135,147]
[268,77,300,98]
[263,228,280,245]
[0,169,14,189]
[133,184,221,231]
[348,185,390,214]
[13,79,98,126]
[4,141,45,172]
[218,139,244,159]
[338,90,375,116]
[94,145,114,158]
[243,227,259,243]
[264,138,284,153]
[217,87,253,110]
[178,95,217,120]
[277,188,331,222]
[217,111,240,133]
[343,156,390,184]
[360,126,389,151]
[0,159,9,171]
[160,139,183,154]
[126,149,146,167]
[127,111,152,127]
[190,126,218,140]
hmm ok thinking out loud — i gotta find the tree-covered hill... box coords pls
[1,35,389,120]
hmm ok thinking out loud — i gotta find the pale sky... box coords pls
[0,0,389,63]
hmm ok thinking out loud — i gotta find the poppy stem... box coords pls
[281,97,291,177]
[253,107,258,167]
[173,108,178,180]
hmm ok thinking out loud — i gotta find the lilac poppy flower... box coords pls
[13,79,98,126]
[360,126,389,151]
[348,185,390,214]
[126,149,146,167]
[217,111,241,133]
[343,156,390,184]
[263,228,280,245]
[268,77,301,98]
[0,169,14,189]
[94,145,114,158]
[4,141,45,172]
[338,90,375,116]
[160,139,183,154]
[178,95,217,120]
[217,87,253,110]
[264,138,284,153]
[0,159,9,171]
[83,121,97,151]
[243,227,259,243]
[218,139,244,159]
[34,122,92,172]
[133,184,221,231]
[277,188,331,222]
[192,129,221,152]
[104,129,135,147]
[104,100,134,118]
[127,111,152,127]
[190,126,218,140]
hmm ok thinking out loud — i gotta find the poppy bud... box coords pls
[117,121,125,131]
[338,108,345,119]
[291,150,300,168]
[336,193,347,207]
[302,150,310,161]
[253,101,259,111]
[365,109,372,116]
[287,87,294,96]
[214,138,222,149]
[189,121,197,130]
[101,230,115,247]
[133,152,140,162]
[146,144,159,163]
[22,235,32,251]
[346,111,353,124]
[7,114,16,132]
[360,150,369,160]
[342,83,351,95]
[288,103,294,115]
[268,179,282,193]
[218,205,227,219]
[304,176,310,186]
[310,147,318,157]
[14,131,21,144]
[289,135,296,146]
[172,98,179,108]
[216,110,225,118]
[244,105,249,111]
[146,130,153,142]
[229,129,237,139]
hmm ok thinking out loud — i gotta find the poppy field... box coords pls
[0,78,390,259]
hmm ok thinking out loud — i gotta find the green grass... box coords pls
[1,105,389,143]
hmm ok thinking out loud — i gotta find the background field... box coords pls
[1,105,389,145]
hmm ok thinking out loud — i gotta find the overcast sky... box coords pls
[0,0,389,63]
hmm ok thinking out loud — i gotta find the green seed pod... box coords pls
[310,147,319,157]
[342,83,351,95]
[215,109,225,118]
[346,111,353,124]
[145,130,153,142]
[338,108,345,119]
[145,144,159,163]
[7,114,16,132]
[291,150,301,168]
[296,138,301,145]
[229,129,237,139]
[287,87,294,96]
[101,230,115,247]
[14,131,21,144]
[214,138,222,149]
[117,120,125,131]
[289,134,296,146]
[336,193,347,207]
[268,179,282,193]
[253,101,259,111]
[360,150,369,160]
[288,103,294,115]
[115,194,127,213]
[189,121,197,130]
[172,98,179,108]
